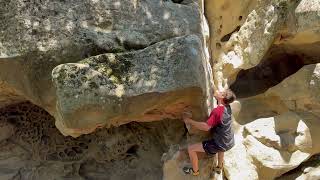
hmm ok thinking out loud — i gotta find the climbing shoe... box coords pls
[183,167,200,176]
[213,166,222,174]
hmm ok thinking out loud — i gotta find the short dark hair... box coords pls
[223,89,236,105]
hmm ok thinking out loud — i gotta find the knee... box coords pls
[188,145,197,155]
[188,145,194,154]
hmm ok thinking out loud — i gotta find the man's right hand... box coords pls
[182,111,192,119]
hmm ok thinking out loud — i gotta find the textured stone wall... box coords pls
[1,0,320,179]
[203,0,320,179]
[0,0,213,137]
[0,101,186,179]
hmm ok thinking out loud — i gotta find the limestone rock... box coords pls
[226,64,320,179]
[219,2,281,69]
[52,35,212,137]
[205,0,293,89]
[1,0,320,179]
[0,0,201,57]
[0,121,15,142]
[274,0,320,45]
[206,0,320,89]
[295,0,320,34]
[296,166,320,180]
[265,154,320,180]
[0,81,26,109]
[225,111,320,180]
[0,0,212,136]
[265,64,320,117]
[224,139,259,180]
[0,102,186,179]
[231,63,320,117]
[204,0,258,61]
[235,94,289,125]
[162,145,220,180]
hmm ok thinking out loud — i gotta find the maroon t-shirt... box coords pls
[206,105,235,151]
[206,105,225,127]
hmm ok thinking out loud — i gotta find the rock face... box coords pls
[162,145,219,180]
[290,0,320,44]
[52,35,211,137]
[265,64,320,117]
[0,0,320,179]
[206,0,320,88]
[0,0,213,137]
[276,154,320,180]
[224,111,320,180]
[224,64,320,180]
[0,102,186,179]
[206,0,286,88]
[204,0,320,179]
[0,0,217,179]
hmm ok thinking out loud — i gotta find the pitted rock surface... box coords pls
[0,102,185,179]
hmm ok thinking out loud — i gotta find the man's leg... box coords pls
[218,152,224,168]
[187,143,205,172]
[217,152,224,168]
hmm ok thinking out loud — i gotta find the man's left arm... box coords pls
[184,118,211,131]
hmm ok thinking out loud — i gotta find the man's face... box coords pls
[214,90,224,101]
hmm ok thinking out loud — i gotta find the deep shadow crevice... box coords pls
[220,26,241,42]
[230,43,320,98]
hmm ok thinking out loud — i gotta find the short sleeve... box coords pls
[206,106,224,127]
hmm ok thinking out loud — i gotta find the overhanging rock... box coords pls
[52,35,213,137]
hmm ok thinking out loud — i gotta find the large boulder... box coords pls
[162,145,220,180]
[206,0,320,89]
[52,35,213,137]
[281,0,320,45]
[296,166,320,180]
[204,0,258,61]
[0,0,213,136]
[235,94,289,125]
[225,64,320,179]
[0,102,188,179]
[0,121,15,142]
[205,0,291,88]
[265,64,320,117]
[225,111,320,180]
[223,136,259,180]
[0,0,202,57]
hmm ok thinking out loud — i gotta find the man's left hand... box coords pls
[183,118,192,124]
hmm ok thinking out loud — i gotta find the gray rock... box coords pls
[0,121,15,142]
[295,0,320,33]
[0,0,203,115]
[52,35,210,137]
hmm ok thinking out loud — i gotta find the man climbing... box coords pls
[182,89,236,176]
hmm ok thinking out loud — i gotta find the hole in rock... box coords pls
[220,26,241,42]
[216,42,222,49]
[84,43,111,58]
[171,0,184,3]
[230,43,320,98]
[126,145,139,155]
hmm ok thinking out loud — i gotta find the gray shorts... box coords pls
[202,139,224,155]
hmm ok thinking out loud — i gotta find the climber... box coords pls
[182,89,236,176]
